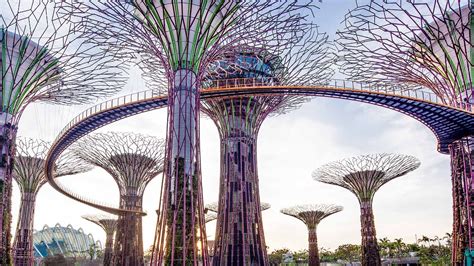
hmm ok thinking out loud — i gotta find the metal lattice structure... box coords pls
[72,132,164,266]
[335,1,473,263]
[82,214,118,266]
[33,224,101,259]
[200,25,333,266]
[12,138,91,266]
[205,212,218,224]
[313,154,420,266]
[59,1,319,264]
[281,204,343,266]
[0,1,127,262]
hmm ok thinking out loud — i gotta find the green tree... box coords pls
[334,244,361,264]
[293,249,308,263]
[269,248,290,265]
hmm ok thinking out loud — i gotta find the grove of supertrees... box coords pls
[313,154,420,266]
[59,1,324,264]
[200,24,333,266]
[72,132,165,266]
[335,1,472,263]
[280,204,343,266]
[0,0,126,263]
[12,138,91,265]
[82,214,118,266]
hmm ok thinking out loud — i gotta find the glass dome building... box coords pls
[32,224,101,259]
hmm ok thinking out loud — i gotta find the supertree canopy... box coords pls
[59,1,318,264]
[336,0,472,107]
[0,1,126,262]
[335,1,473,263]
[82,214,118,266]
[200,25,333,266]
[313,154,420,266]
[12,138,92,265]
[281,204,343,266]
[72,132,165,266]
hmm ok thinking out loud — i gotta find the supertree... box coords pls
[313,154,420,266]
[59,1,319,264]
[280,204,343,266]
[12,138,91,265]
[205,212,218,224]
[82,214,118,266]
[200,25,333,265]
[205,201,271,214]
[0,1,126,262]
[72,132,165,266]
[335,1,472,263]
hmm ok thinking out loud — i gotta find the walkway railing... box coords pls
[47,78,472,213]
[55,78,469,148]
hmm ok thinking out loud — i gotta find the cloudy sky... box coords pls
[9,0,453,253]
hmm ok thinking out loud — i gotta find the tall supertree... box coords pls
[0,1,126,262]
[280,204,343,266]
[200,25,333,265]
[335,1,472,263]
[60,1,319,264]
[12,138,91,265]
[313,154,420,266]
[72,132,165,266]
[82,214,118,266]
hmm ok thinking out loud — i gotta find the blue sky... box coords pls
[6,0,454,253]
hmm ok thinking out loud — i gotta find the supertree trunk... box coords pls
[103,230,114,266]
[0,114,16,265]
[12,192,36,266]
[449,138,472,265]
[359,201,381,266]
[113,189,144,266]
[307,227,319,266]
[158,69,207,265]
[213,135,267,266]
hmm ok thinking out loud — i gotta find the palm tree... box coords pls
[393,238,405,259]
[378,238,390,258]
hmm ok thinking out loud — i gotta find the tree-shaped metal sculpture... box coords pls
[205,201,271,214]
[335,1,472,262]
[281,204,343,266]
[12,138,92,265]
[0,1,126,261]
[82,214,118,266]
[72,132,165,266]
[313,154,420,266]
[60,1,317,264]
[200,25,333,265]
[205,212,218,224]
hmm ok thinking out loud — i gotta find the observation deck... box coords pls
[45,78,474,214]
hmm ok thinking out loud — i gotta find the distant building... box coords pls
[33,224,101,259]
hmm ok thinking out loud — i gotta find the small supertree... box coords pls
[313,154,420,266]
[335,2,472,262]
[205,201,271,214]
[281,204,343,266]
[0,1,126,261]
[205,212,218,224]
[82,214,118,266]
[12,138,92,265]
[60,1,317,264]
[73,132,165,266]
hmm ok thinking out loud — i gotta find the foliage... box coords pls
[269,233,452,264]
[334,244,361,263]
[292,249,308,262]
[268,248,290,265]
